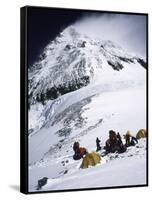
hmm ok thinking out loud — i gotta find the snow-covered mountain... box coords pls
[28,26,146,134]
[29,26,146,106]
[28,25,147,192]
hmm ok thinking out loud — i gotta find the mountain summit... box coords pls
[28,26,146,106]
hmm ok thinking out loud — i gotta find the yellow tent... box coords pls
[136,129,147,139]
[80,152,101,169]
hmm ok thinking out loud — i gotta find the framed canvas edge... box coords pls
[20,5,149,194]
[20,6,29,194]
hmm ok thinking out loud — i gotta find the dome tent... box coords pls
[80,152,101,169]
[136,129,147,139]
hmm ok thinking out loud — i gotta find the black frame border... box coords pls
[20,5,149,194]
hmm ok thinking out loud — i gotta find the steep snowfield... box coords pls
[28,26,147,192]
[29,59,146,135]
[29,138,147,192]
[28,82,146,191]
[43,151,146,190]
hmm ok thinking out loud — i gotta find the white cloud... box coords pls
[73,13,147,58]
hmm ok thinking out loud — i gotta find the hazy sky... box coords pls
[74,13,147,58]
[28,7,147,66]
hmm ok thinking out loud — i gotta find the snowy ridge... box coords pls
[28,26,146,134]
[28,25,147,192]
[29,64,146,135]
[28,26,146,106]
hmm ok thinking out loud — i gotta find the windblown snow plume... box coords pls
[73,14,147,58]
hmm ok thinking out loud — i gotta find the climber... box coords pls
[124,130,132,147]
[105,130,126,153]
[73,142,87,160]
[117,132,122,144]
[96,137,101,151]
[124,131,138,147]
[104,130,117,153]
[130,136,138,146]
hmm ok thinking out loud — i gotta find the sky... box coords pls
[27,7,147,66]
[74,13,147,58]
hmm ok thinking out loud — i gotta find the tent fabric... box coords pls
[136,129,147,139]
[80,152,101,169]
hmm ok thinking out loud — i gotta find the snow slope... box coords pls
[28,83,146,191]
[29,138,147,192]
[28,26,146,114]
[29,61,146,165]
[28,25,147,192]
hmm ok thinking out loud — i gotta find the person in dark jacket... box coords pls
[124,131,138,147]
[73,142,87,160]
[104,130,117,153]
[109,130,117,150]
[73,142,80,152]
[105,131,126,153]
[117,132,122,143]
[125,131,132,147]
[96,137,101,151]
[130,136,138,146]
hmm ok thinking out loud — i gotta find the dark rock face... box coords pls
[39,52,47,61]
[136,58,147,69]
[55,127,72,137]
[28,27,146,108]
[81,41,86,48]
[64,44,72,50]
[107,60,124,71]
[118,56,134,63]
[37,177,48,190]
[34,76,90,104]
